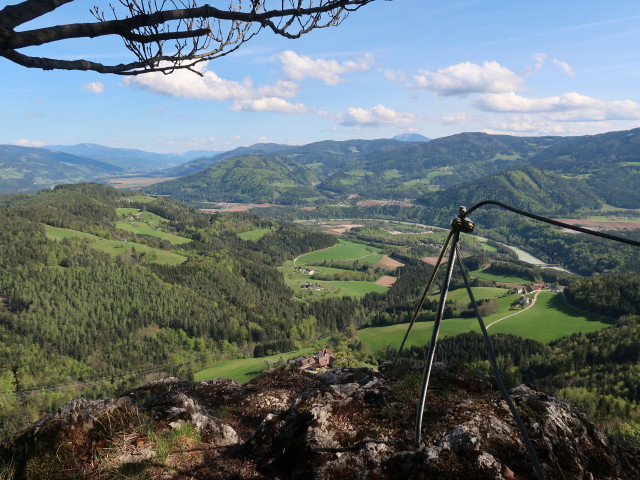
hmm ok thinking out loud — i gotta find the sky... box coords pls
[2,0,640,153]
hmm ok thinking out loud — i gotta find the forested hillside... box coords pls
[148,128,640,206]
[416,166,602,214]
[0,184,355,435]
[0,145,123,194]
[149,155,322,203]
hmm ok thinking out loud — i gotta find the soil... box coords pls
[374,275,397,287]
[376,255,405,270]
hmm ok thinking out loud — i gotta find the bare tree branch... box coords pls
[0,0,380,75]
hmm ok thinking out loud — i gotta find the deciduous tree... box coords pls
[0,0,377,74]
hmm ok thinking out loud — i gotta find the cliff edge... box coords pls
[2,365,638,479]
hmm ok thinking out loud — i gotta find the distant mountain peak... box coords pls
[392,133,431,142]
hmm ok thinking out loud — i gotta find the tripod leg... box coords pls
[414,230,460,446]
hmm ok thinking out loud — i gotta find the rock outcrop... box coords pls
[1,365,638,479]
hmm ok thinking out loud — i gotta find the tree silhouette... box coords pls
[0,0,377,75]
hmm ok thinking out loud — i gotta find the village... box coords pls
[289,348,335,371]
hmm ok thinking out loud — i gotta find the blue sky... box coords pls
[2,0,640,153]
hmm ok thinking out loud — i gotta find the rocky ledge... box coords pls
[1,364,638,479]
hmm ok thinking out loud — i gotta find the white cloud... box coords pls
[256,80,300,98]
[15,139,44,147]
[230,97,308,114]
[476,91,640,121]
[123,61,312,114]
[381,68,407,83]
[340,104,416,127]
[82,82,105,94]
[255,136,273,143]
[123,63,252,101]
[523,53,547,75]
[482,117,616,136]
[412,61,522,96]
[439,112,473,125]
[278,50,374,85]
[552,59,576,77]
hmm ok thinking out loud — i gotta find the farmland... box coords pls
[282,239,392,299]
[45,225,188,265]
[358,289,612,355]
[295,239,384,265]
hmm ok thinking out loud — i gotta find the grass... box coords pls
[382,169,402,179]
[429,286,510,302]
[358,318,480,355]
[470,268,530,284]
[317,280,389,296]
[195,347,316,383]
[296,239,382,265]
[238,228,271,241]
[124,195,157,203]
[116,221,191,245]
[45,225,187,266]
[339,178,359,185]
[106,176,175,188]
[479,243,498,252]
[488,291,612,343]
[357,290,612,355]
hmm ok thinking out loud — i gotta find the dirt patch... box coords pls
[357,199,413,207]
[376,255,405,270]
[420,256,441,266]
[374,275,397,287]
[200,203,279,213]
[299,206,317,211]
[323,223,363,234]
[554,218,640,231]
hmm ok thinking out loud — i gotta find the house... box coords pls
[518,295,531,306]
[292,348,335,371]
[303,268,316,275]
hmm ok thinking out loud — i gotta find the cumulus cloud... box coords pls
[230,97,308,114]
[82,82,105,94]
[340,104,416,127]
[123,61,311,114]
[483,117,605,136]
[381,68,407,83]
[123,63,252,101]
[439,112,473,125]
[278,50,374,85]
[552,59,576,77]
[523,53,547,75]
[476,92,640,121]
[15,139,44,147]
[412,61,522,96]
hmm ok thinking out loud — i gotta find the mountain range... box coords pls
[147,128,640,211]
[2,128,640,211]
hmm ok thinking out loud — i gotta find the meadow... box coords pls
[469,268,530,284]
[238,228,271,241]
[359,290,612,355]
[45,225,188,266]
[195,347,317,383]
[296,239,383,265]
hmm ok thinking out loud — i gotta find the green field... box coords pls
[317,280,388,297]
[116,221,191,245]
[238,228,271,241]
[470,268,529,284]
[358,290,612,355]
[195,347,316,383]
[296,239,383,265]
[479,242,498,252]
[45,225,187,266]
[488,291,612,343]
[124,195,157,203]
[429,286,510,302]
